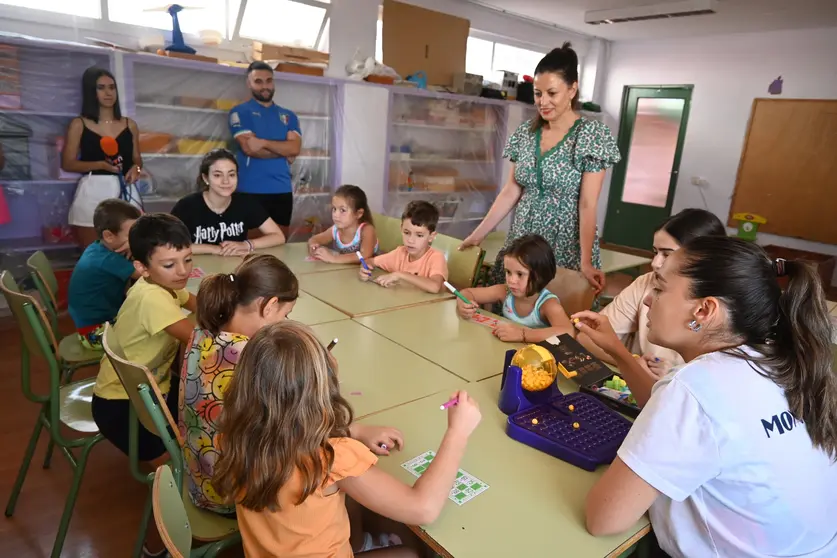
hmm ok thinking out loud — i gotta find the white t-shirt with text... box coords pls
[618,348,837,557]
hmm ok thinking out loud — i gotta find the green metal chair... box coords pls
[154,463,237,558]
[431,232,484,290]
[371,212,402,253]
[1,270,104,558]
[102,324,240,558]
[26,251,103,381]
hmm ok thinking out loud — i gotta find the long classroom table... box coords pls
[300,268,453,317]
[256,242,356,275]
[355,300,521,382]
[357,378,650,558]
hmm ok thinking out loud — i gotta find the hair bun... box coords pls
[561,41,573,50]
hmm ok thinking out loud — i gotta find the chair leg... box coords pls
[43,439,55,469]
[50,438,97,558]
[133,492,153,558]
[5,413,45,517]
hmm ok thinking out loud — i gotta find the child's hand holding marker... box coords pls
[442,390,482,439]
[445,281,478,320]
[357,251,375,282]
[644,355,668,380]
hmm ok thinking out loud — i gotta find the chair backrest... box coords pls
[546,267,596,317]
[372,212,402,253]
[101,323,182,446]
[152,464,192,558]
[431,233,484,290]
[27,251,59,318]
[1,270,60,362]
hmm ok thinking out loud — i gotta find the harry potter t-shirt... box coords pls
[171,192,270,245]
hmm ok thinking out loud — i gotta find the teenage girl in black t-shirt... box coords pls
[171,149,285,257]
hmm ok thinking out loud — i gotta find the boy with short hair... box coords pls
[68,198,142,350]
[358,200,448,293]
[91,213,197,464]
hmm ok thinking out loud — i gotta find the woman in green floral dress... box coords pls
[461,44,621,296]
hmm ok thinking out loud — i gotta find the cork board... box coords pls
[728,98,837,244]
[382,0,469,87]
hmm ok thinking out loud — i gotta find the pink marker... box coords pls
[439,397,459,410]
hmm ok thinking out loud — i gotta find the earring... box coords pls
[688,320,702,333]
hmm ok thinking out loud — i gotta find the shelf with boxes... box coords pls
[385,89,508,239]
[0,38,115,275]
[122,53,340,241]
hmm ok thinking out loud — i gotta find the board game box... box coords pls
[537,334,640,418]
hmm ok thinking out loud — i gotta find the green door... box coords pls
[603,86,693,250]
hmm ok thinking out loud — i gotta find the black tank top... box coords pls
[78,119,135,176]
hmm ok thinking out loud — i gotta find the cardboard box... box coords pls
[252,42,329,65]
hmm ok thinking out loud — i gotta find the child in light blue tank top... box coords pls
[308,185,378,263]
[454,234,575,343]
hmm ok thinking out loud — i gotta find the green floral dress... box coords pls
[490,117,621,286]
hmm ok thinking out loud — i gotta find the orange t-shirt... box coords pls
[601,272,684,367]
[236,437,377,558]
[372,246,448,279]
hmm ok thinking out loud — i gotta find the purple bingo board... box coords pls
[506,392,632,471]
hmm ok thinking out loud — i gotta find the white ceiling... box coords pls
[465,0,837,40]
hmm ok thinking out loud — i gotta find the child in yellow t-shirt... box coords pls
[92,213,197,464]
[213,321,482,558]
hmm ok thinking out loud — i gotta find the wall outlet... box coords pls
[690,176,709,188]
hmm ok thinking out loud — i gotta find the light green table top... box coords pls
[191,254,244,275]
[309,320,462,418]
[256,242,356,275]
[358,378,650,558]
[300,268,453,318]
[600,250,652,275]
[355,300,521,382]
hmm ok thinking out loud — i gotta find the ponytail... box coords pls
[679,236,837,460]
[767,260,837,458]
[196,254,299,336]
[197,273,241,335]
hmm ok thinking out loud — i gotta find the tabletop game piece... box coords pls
[568,404,575,412]
[572,422,580,429]
[531,418,538,425]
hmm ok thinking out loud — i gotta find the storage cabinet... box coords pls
[384,89,507,239]
[0,39,113,279]
[122,53,340,241]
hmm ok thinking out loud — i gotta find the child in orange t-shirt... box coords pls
[213,321,482,558]
[358,200,448,293]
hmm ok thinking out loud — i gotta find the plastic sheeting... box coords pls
[385,91,506,240]
[0,37,110,279]
[127,55,336,242]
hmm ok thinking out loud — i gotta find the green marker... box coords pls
[444,281,472,305]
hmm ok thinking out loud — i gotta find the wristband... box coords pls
[245,240,254,252]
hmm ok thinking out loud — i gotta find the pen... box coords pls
[443,281,472,305]
[356,251,370,272]
[327,338,338,351]
[440,397,459,410]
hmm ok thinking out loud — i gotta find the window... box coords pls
[492,43,544,79]
[108,0,241,39]
[239,0,328,49]
[0,0,100,18]
[465,37,494,81]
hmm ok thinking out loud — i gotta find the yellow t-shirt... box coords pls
[94,277,191,400]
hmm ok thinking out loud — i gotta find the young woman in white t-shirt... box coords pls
[572,236,837,557]
[577,208,726,379]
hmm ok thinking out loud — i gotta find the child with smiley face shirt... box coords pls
[171,149,285,257]
[358,201,448,294]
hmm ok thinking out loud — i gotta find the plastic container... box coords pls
[511,344,558,392]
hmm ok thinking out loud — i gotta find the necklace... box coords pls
[203,192,231,215]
